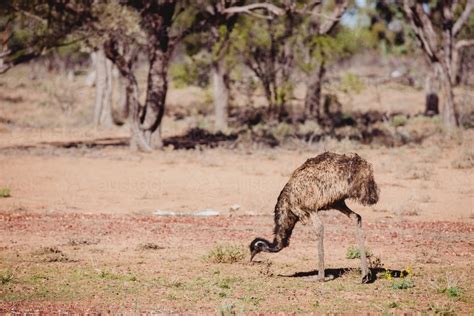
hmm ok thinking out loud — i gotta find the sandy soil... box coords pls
[0,132,473,314]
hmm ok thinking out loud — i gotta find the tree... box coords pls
[181,1,283,131]
[92,47,114,127]
[99,1,205,151]
[232,1,297,119]
[402,0,474,128]
[302,0,349,120]
[0,0,93,74]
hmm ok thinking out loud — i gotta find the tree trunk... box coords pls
[93,49,114,127]
[212,60,229,131]
[304,61,326,120]
[437,63,458,128]
[111,71,129,125]
[104,39,151,152]
[262,81,275,117]
[424,67,439,116]
[141,48,169,150]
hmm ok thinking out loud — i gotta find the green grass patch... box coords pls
[391,278,415,290]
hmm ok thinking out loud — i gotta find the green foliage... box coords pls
[205,244,245,264]
[270,122,294,141]
[346,245,361,259]
[364,1,416,55]
[392,114,408,127]
[0,187,10,198]
[1,0,94,66]
[170,53,211,88]
[382,266,415,290]
[391,278,414,290]
[446,286,463,298]
[339,72,365,95]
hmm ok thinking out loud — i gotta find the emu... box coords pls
[250,152,379,283]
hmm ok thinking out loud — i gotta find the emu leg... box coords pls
[335,201,370,283]
[310,212,332,281]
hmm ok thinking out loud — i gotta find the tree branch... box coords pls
[453,0,474,36]
[402,0,440,62]
[455,39,474,49]
[319,0,349,34]
[223,3,284,17]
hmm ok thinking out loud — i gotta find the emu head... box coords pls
[249,238,271,261]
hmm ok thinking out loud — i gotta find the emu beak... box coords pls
[250,250,257,262]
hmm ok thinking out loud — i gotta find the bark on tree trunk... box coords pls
[124,75,152,152]
[141,48,169,149]
[263,81,275,117]
[93,49,114,127]
[304,61,326,121]
[437,63,458,128]
[212,60,229,131]
[104,39,152,152]
[424,67,439,116]
[111,71,129,125]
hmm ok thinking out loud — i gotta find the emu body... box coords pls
[250,152,379,283]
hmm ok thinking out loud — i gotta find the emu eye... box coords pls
[255,241,265,248]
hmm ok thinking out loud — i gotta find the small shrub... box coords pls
[269,122,294,142]
[434,273,463,299]
[205,244,245,264]
[346,245,372,259]
[451,150,474,169]
[391,115,408,127]
[0,187,11,198]
[391,278,414,289]
[346,245,360,259]
[446,286,462,298]
[138,243,164,251]
[401,208,420,216]
[339,72,365,95]
[219,302,239,316]
[0,270,13,284]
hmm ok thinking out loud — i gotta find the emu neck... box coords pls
[271,202,298,252]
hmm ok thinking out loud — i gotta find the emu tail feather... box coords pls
[360,176,379,206]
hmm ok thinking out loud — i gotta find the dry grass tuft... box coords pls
[451,150,474,169]
[204,244,246,264]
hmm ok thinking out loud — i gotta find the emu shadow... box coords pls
[279,267,408,284]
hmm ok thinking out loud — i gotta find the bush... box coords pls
[451,150,474,169]
[0,187,11,198]
[391,114,408,127]
[346,245,372,259]
[391,278,415,289]
[0,270,13,284]
[205,244,245,264]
